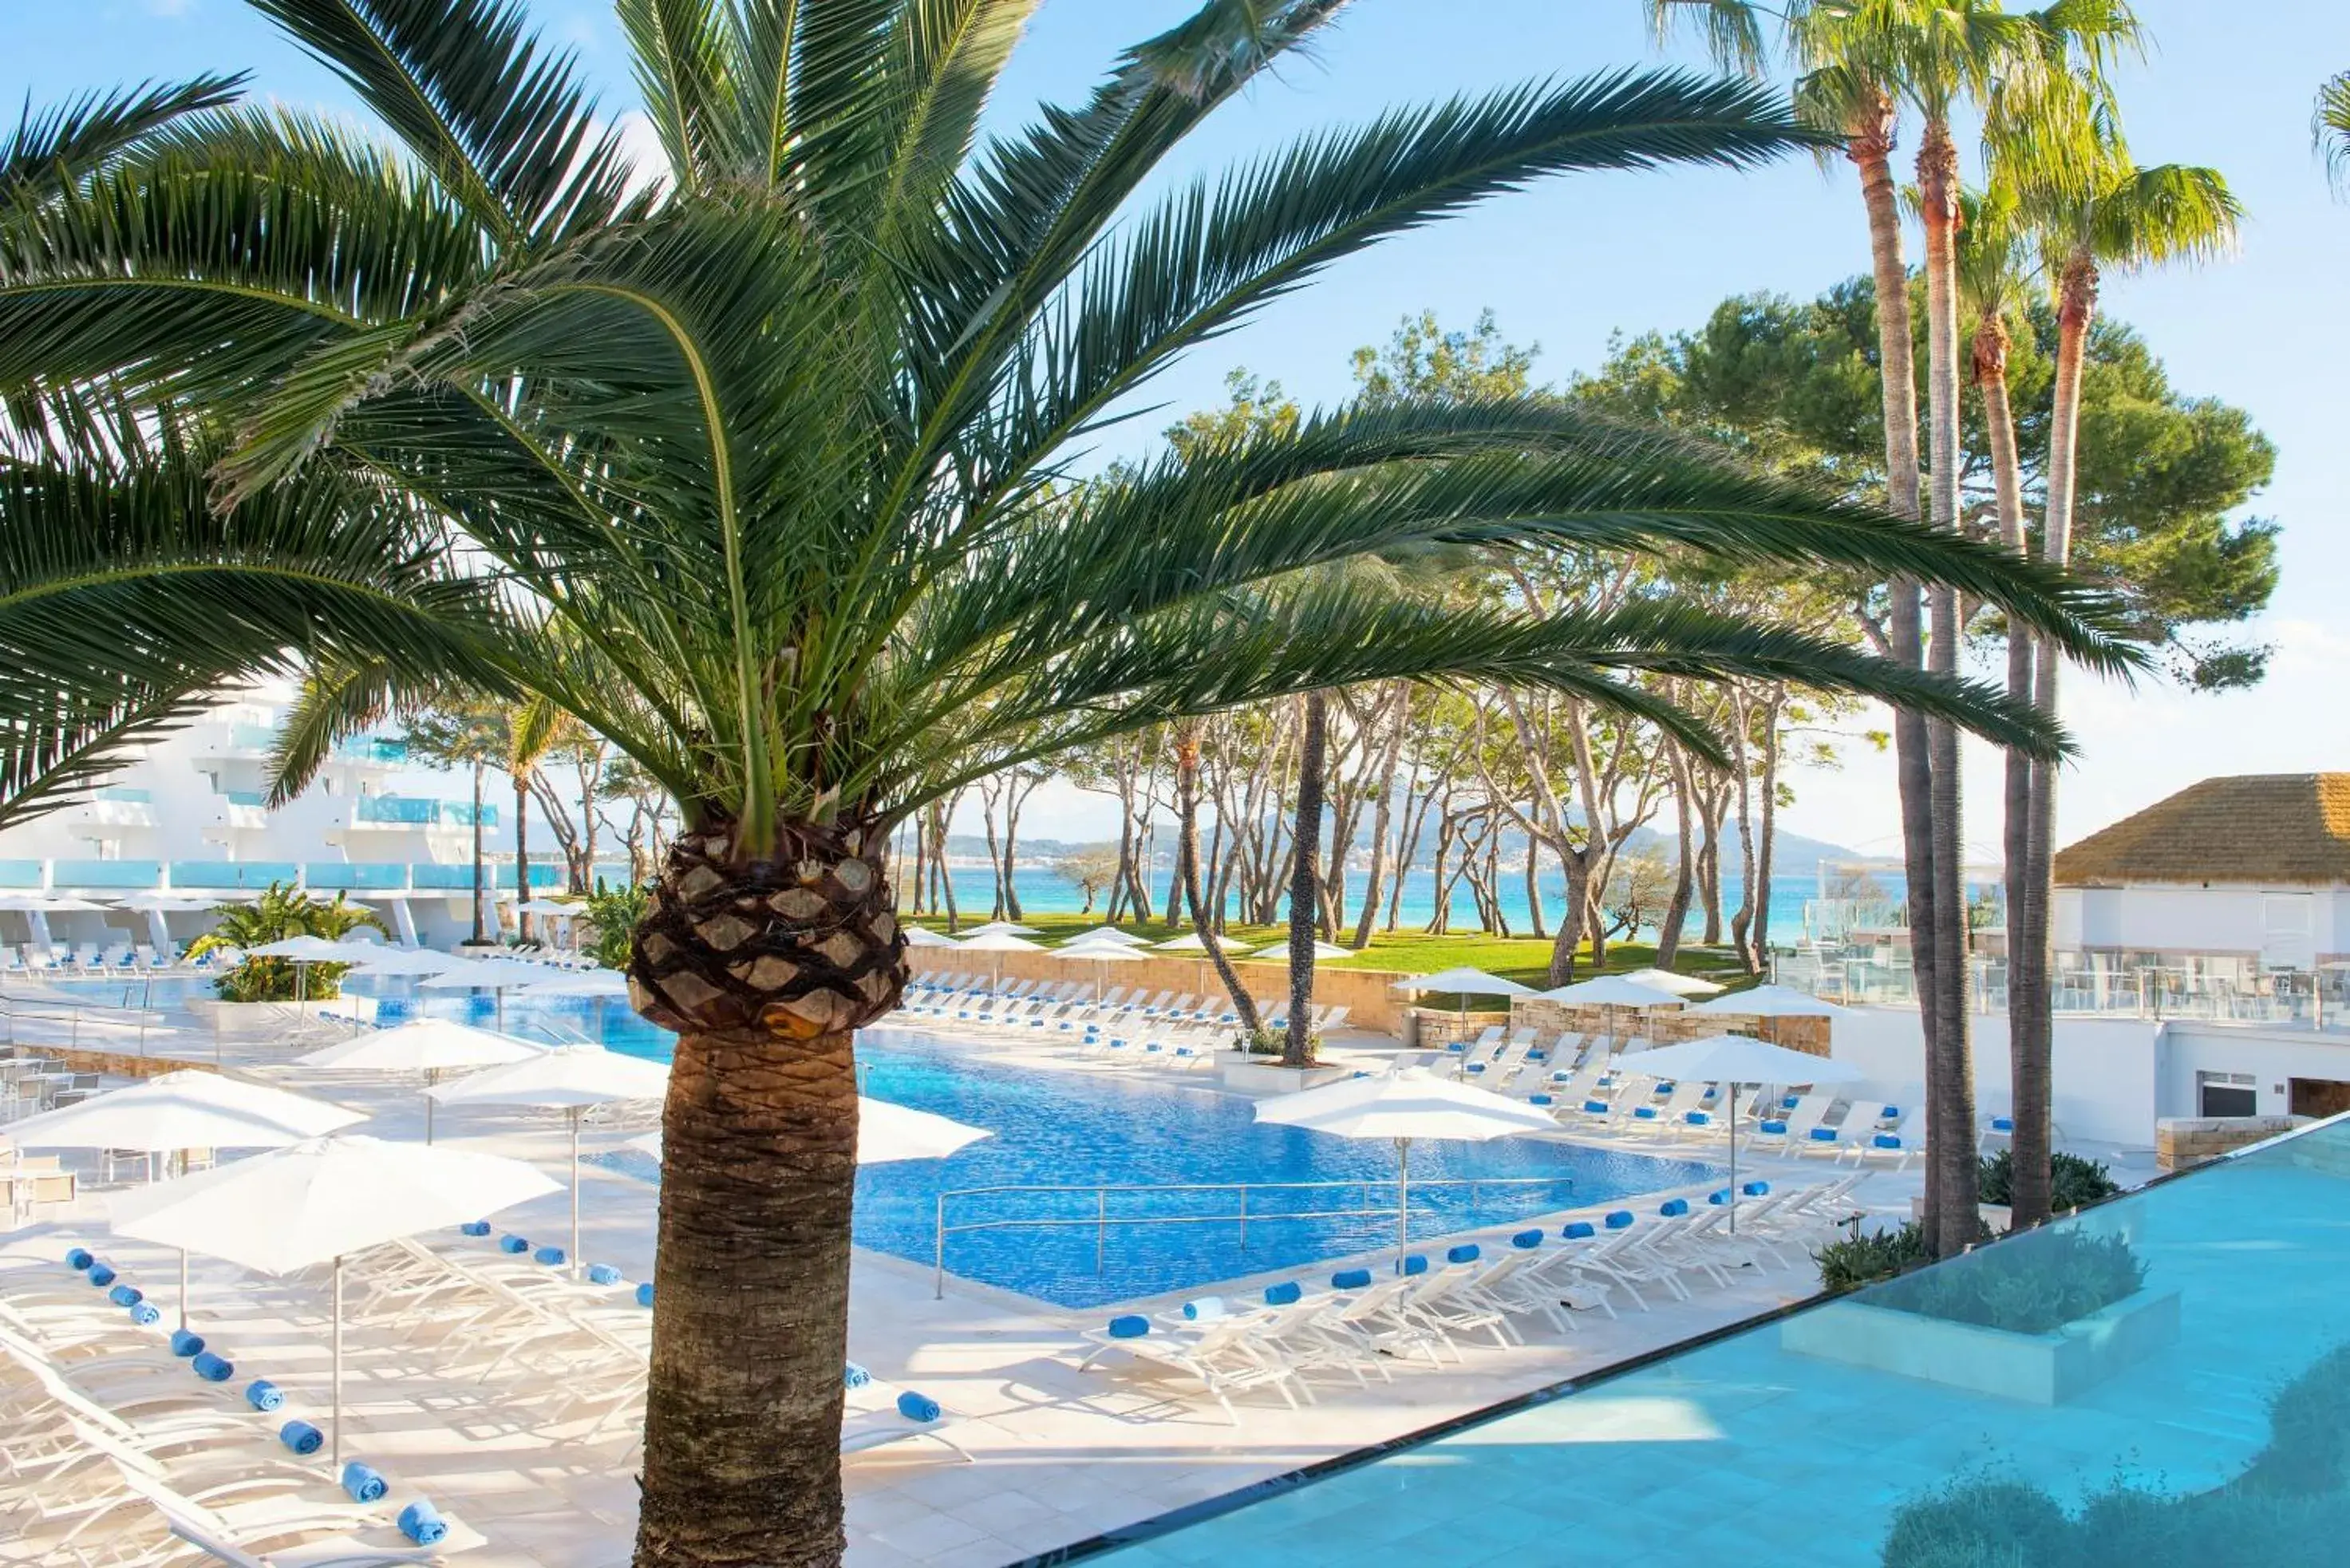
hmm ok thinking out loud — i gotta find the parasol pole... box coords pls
[331,1254,345,1470]
[1394,1136,1412,1271]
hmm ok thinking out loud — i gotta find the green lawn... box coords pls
[900,908,1753,991]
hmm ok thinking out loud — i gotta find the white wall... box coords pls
[2159,1023,2350,1120]
[1829,1004,2161,1149]
[2054,883,2350,962]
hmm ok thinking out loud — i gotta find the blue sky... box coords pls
[16,1,2348,859]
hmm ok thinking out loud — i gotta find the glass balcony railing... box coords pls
[335,737,409,764]
[442,801,496,827]
[50,859,164,888]
[302,862,413,891]
[167,860,299,891]
[1101,1115,2350,1568]
[219,789,268,808]
[0,860,42,889]
[224,722,279,752]
[94,787,152,804]
[353,795,440,825]
[409,863,480,890]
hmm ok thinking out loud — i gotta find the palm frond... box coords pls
[2320,71,2350,196]
[0,75,245,199]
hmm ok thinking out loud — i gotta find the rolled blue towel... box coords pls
[1783,1094,1801,1110]
[128,1301,160,1326]
[1464,1063,1484,1075]
[1605,1211,1635,1230]
[1708,1191,1728,1206]
[1529,1094,1553,1106]
[459,1221,491,1237]
[192,1351,233,1382]
[1562,1221,1596,1240]
[247,1380,284,1412]
[1992,1116,2015,1132]
[1743,1180,1771,1196]
[170,1328,205,1357]
[1808,1127,1839,1143]
[1330,1268,1372,1291]
[895,1390,941,1424]
[65,1247,93,1271]
[280,1420,324,1455]
[498,1234,528,1254]
[1180,1297,1226,1321]
[1105,1314,1150,1340]
[1632,1106,1657,1120]
[87,1263,117,1288]
[1447,1244,1480,1265]
[1760,1120,1787,1135]
[108,1283,142,1307]
[1582,1100,1608,1115]
[1880,1105,1902,1119]
[1511,1230,1543,1250]
[586,1264,622,1286]
[398,1500,448,1546]
[1400,1254,1429,1276]
[1684,1110,1710,1126]
[1873,1133,1903,1150]
[532,1246,566,1267]
[1262,1282,1301,1306]
[843,1362,871,1390]
[1658,1198,1690,1218]
[342,1462,389,1504]
[635,1282,655,1308]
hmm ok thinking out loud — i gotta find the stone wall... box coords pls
[906,947,1414,1033]
[7,1045,207,1081]
[2154,1115,2309,1171]
[1507,997,1830,1057]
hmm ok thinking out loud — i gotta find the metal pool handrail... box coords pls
[930,1175,1582,1299]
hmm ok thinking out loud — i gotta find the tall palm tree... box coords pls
[2318,71,2350,192]
[2008,151,2238,1226]
[6,4,2138,1562]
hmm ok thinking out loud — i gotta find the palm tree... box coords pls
[2319,71,2350,192]
[6,4,2139,1561]
[186,880,389,1001]
[2008,151,2238,1226]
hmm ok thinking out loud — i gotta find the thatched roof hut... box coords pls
[2056,775,2350,888]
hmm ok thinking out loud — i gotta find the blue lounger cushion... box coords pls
[498,1234,529,1254]
[1659,1198,1690,1218]
[398,1500,448,1547]
[1744,1180,1771,1196]
[1529,1094,1554,1106]
[65,1247,93,1271]
[1562,1221,1596,1240]
[87,1264,117,1288]
[192,1351,233,1382]
[1684,1111,1711,1125]
[1106,1314,1150,1339]
[1605,1211,1635,1230]
[1330,1267,1373,1291]
[636,1282,655,1307]
[587,1264,622,1286]
[533,1246,566,1267]
[108,1284,141,1308]
[1760,1120,1788,1135]
[170,1329,205,1357]
[280,1420,323,1455]
[128,1301,160,1326]
[1401,1254,1429,1276]
[1511,1230,1544,1250]
[896,1391,942,1424]
[1181,1297,1226,1321]
[1447,1244,1480,1264]
[1992,1116,2015,1132]
[1809,1127,1839,1142]
[1632,1106,1657,1120]
[843,1362,871,1389]
[246,1380,284,1412]
[1582,1100,1609,1115]
[458,1221,491,1237]
[341,1463,389,1504]
[1262,1282,1302,1306]
[1874,1133,1904,1149]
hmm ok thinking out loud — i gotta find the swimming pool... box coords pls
[104,977,1720,1309]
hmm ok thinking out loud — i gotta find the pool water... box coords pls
[109,976,1719,1309]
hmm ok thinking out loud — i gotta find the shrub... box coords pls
[1815,1221,1933,1292]
[1872,1229,2146,1335]
[186,883,387,1002]
[1978,1148,2123,1210]
[580,879,650,971]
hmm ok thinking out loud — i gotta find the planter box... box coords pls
[183,997,368,1036]
[1219,1060,1357,1094]
[1781,1287,2180,1405]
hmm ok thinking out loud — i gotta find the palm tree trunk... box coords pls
[1175,721,1261,1036]
[1980,308,2051,1229]
[630,823,905,1568]
[2018,251,2099,1228]
[1284,690,1329,1066]
[1919,120,1977,1257]
[514,774,532,944]
[1351,687,1408,950]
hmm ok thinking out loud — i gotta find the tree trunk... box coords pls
[1175,722,1261,1035]
[470,760,487,945]
[514,772,533,944]
[1753,688,1784,959]
[628,823,905,1568]
[1001,784,1025,922]
[1351,687,1408,949]
[2018,251,2099,1229]
[1728,685,1760,972]
[1659,741,1696,968]
[1920,119,1977,1257]
[1523,842,1546,941]
[1284,691,1329,1065]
